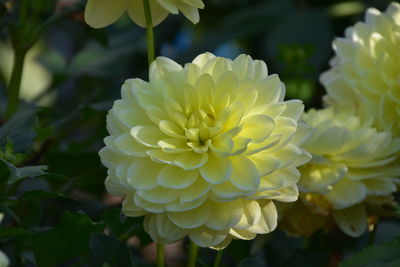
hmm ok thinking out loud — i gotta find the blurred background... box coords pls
[0,0,399,266]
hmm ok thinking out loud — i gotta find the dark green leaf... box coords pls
[0,109,36,153]
[90,233,134,267]
[237,258,267,267]
[0,227,32,238]
[33,211,104,267]
[0,159,47,184]
[16,190,72,201]
[101,208,142,239]
[340,237,400,267]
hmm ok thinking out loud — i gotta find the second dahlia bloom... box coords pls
[321,2,400,136]
[84,0,205,28]
[99,53,311,249]
[292,108,400,237]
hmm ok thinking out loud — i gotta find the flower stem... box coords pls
[143,0,155,66]
[213,250,224,267]
[187,241,199,267]
[5,49,27,119]
[157,243,165,267]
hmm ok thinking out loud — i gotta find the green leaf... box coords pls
[0,140,25,165]
[0,159,47,184]
[90,233,134,267]
[15,190,73,201]
[0,109,36,153]
[340,237,400,267]
[237,258,267,267]
[33,211,104,267]
[101,208,142,240]
[0,227,32,238]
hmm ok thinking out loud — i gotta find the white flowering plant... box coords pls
[0,0,399,266]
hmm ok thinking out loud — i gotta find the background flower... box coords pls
[321,2,400,137]
[84,0,205,28]
[99,52,311,248]
[288,107,400,237]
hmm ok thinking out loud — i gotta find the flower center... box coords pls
[183,107,221,153]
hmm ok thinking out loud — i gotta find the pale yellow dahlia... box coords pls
[99,53,311,249]
[84,0,204,28]
[321,2,400,136]
[296,108,400,237]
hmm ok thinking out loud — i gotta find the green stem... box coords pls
[157,243,165,267]
[213,250,224,267]
[5,49,27,119]
[187,241,199,267]
[143,0,155,65]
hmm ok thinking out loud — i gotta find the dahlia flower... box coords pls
[293,108,400,237]
[99,52,311,249]
[321,2,400,136]
[84,0,205,28]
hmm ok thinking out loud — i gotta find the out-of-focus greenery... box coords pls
[0,0,399,266]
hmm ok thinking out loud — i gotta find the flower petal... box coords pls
[131,125,166,148]
[174,151,208,170]
[167,201,210,229]
[138,187,178,204]
[159,120,185,138]
[113,134,147,157]
[122,196,147,217]
[229,156,260,191]
[240,114,274,143]
[245,200,277,234]
[332,204,367,237]
[179,178,211,203]
[325,178,367,209]
[150,56,183,81]
[127,159,160,191]
[158,138,191,153]
[144,214,188,244]
[176,1,200,23]
[200,154,232,184]
[84,0,127,28]
[157,165,198,189]
[156,0,179,14]
[127,0,168,27]
[235,200,262,230]
[248,152,281,176]
[189,227,227,247]
[182,0,205,9]
[205,200,244,231]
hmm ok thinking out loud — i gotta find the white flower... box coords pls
[297,107,400,237]
[84,0,205,28]
[99,52,311,249]
[321,2,400,136]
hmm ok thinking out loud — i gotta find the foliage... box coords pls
[340,237,400,267]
